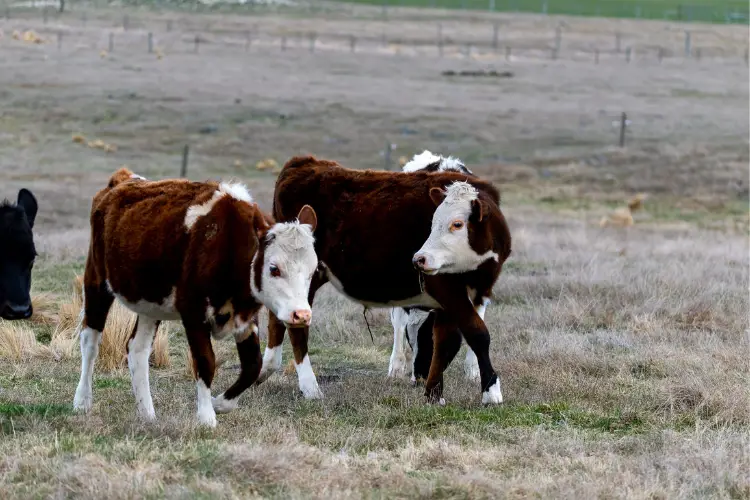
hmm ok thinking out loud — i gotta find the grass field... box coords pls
[0,3,748,498]
[335,0,750,23]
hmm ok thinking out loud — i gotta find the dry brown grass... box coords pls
[0,320,53,361]
[49,276,171,371]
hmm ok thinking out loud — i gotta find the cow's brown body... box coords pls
[74,168,277,426]
[259,156,512,403]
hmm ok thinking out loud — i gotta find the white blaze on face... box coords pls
[415,181,498,275]
[251,220,318,327]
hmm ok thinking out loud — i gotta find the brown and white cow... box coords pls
[389,150,483,385]
[72,168,318,427]
[254,155,511,405]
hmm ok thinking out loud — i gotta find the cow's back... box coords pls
[90,178,218,306]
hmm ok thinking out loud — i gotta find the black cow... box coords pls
[0,189,38,320]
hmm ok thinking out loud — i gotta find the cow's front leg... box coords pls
[256,310,285,385]
[424,310,462,405]
[388,308,409,378]
[288,326,322,399]
[464,298,489,383]
[213,322,262,414]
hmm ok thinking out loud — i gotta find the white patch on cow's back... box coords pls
[130,173,147,181]
[402,150,472,175]
[402,150,442,172]
[184,182,253,230]
[111,285,180,321]
[184,190,224,230]
[219,182,253,203]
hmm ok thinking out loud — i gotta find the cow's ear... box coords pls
[17,189,37,228]
[297,205,317,232]
[429,187,446,207]
[254,209,271,241]
[471,199,489,223]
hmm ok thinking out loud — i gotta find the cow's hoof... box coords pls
[387,356,408,378]
[300,381,323,400]
[481,379,503,405]
[73,388,92,413]
[212,393,239,414]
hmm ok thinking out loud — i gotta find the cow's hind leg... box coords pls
[213,321,262,413]
[423,311,462,405]
[411,312,435,385]
[463,298,489,383]
[126,315,160,421]
[388,308,409,378]
[73,281,114,413]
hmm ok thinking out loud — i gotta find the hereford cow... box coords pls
[0,189,38,320]
[253,155,511,405]
[72,168,318,427]
[388,150,484,385]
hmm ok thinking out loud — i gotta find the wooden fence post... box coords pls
[180,145,189,178]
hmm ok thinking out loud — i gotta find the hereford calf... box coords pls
[388,150,483,384]
[72,168,318,427]
[255,156,511,405]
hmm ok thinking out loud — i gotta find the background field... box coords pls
[0,1,748,498]
[335,0,749,24]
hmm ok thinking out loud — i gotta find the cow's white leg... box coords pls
[388,308,408,378]
[295,354,323,399]
[73,326,102,412]
[464,299,488,383]
[196,378,217,427]
[127,315,158,421]
[257,344,283,383]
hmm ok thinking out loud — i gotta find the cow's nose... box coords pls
[1,302,33,320]
[291,309,312,326]
[413,254,427,270]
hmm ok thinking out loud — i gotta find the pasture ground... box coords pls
[0,3,748,498]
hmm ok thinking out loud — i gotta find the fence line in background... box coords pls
[1,10,746,66]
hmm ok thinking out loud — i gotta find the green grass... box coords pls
[336,0,749,24]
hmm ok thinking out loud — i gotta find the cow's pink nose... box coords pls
[291,309,312,326]
[413,254,427,269]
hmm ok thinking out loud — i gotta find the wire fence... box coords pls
[2,4,746,67]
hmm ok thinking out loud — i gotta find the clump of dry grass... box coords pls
[52,276,171,371]
[184,339,234,380]
[0,321,53,361]
[599,193,646,228]
[30,292,60,326]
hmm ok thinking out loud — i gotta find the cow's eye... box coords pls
[269,265,281,278]
[450,220,464,231]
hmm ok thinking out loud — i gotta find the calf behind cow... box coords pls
[73,168,318,427]
[0,189,38,321]
[255,156,511,405]
[388,150,483,385]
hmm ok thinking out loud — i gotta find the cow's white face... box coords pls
[251,206,318,327]
[413,182,498,275]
